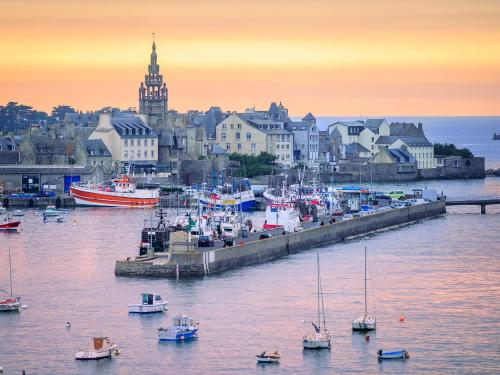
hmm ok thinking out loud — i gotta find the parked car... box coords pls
[198,235,215,247]
[259,233,272,240]
[377,206,392,212]
[403,200,413,207]
[387,191,406,200]
[391,202,405,209]
[409,198,426,205]
[343,213,354,220]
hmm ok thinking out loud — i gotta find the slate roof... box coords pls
[390,122,424,137]
[260,128,292,135]
[364,119,386,128]
[345,142,370,157]
[112,116,156,138]
[387,148,415,163]
[376,135,432,147]
[210,144,227,155]
[64,112,99,125]
[302,112,316,122]
[83,139,111,157]
[247,119,283,129]
[286,121,313,131]
[199,107,226,137]
[30,136,74,155]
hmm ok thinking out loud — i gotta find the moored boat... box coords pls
[377,349,410,360]
[44,205,62,216]
[256,350,281,363]
[128,293,168,314]
[12,210,24,217]
[0,247,22,312]
[158,314,199,341]
[263,203,302,233]
[303,250,331,350]
[70,175,159,208]
[74,337,118,360]
[0,217,20,231]
[352,246,376,331]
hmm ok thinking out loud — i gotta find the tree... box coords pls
[50,105,76,123]
[228,152,278,177]
[433,143,474,158]
[0,102,48,132]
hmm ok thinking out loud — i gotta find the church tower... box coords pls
[139,36,168,127]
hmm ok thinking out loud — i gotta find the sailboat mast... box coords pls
[317,250,321,330]
[364,246,368,317]
[8,247,13,297]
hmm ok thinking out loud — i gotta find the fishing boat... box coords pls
[74,337,118,360]
[158,314,199,341]
[0,247,22,312]
[256,350,281,364]
[128,293,168,314]
[0,215,21,231]
[198,179,256,212]
[303,250,331,350]
[70,175,160,207]
[263,203,302,233]
[377,349,410,360]
[352,246,376,331]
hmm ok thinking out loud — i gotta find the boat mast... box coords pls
[8,247,13,297]
[317,250,321,330]
[364,246,367,317]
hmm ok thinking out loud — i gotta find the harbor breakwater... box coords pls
[115,199,446,278]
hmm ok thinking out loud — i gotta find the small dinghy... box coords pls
[128,293,168,314]
[158,314,199,341]
[256,350,281,364]
[12,210,24,217]
[44,205,62,217]
[75,337,118,360]
[377,349,410,360]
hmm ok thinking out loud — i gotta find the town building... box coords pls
[88,112,158,171]
[0,136,21,164]
[138,38,168,128]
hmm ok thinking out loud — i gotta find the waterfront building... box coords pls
[215,113,294,166]
[80,139,113,176]
[88,112,158,170]
[285,112,320,165]
[138,38,168,128]
[0,136,21,164]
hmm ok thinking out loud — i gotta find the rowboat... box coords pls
[256,350,281,363]
[377,349,410,360]
[75,337,118,360]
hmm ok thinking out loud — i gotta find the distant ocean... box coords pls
[296,116,500,169]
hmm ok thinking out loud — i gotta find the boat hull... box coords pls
[352,316,376,331]
[256,357,280,363]
[0,221,21,231]
[378,350,409,360]
[75,348,116,360]
[0,301,21,312]
[303,339,331,349]
[71,186,159,208]
[158,328,198,341]
[199,198,256,212]
[128,302,168,314]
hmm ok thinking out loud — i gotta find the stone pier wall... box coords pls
[115,199,446,278]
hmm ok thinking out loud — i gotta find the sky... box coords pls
[1,0,499,116]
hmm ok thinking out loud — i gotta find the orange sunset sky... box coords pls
[1,0,499,116]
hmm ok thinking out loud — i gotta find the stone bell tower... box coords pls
[138,34,168,127]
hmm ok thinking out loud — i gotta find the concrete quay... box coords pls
[1,195,76,208]
[115,199,446,278]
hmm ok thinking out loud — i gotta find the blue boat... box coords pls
[158,314,199,341]
[377,349,410,360]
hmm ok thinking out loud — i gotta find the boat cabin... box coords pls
[172,315,195,328]
[141,293,163,305]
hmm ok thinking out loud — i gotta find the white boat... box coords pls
[12,210,24,217]
[198,179,256,212]
[352,246,376,331]
[43,215,64,223]
[303,250,331,350]
[74,337,118,360]
[0,247,22,312]
[256,350,281,363]
[377,349,410,360]
[158,314,199,341]
[0,204,6,214]
[263,203,302,233]
[44,205,62,217]
[128,293,168,314]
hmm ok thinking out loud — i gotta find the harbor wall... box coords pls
[115,199,446,278]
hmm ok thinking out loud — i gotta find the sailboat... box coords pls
[0,247,22,312]
[303,250,331,349]
[352,246,376,331]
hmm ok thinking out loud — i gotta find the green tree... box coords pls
[434,143,474,158]
[50,105,76,123]
[228,152,278,177]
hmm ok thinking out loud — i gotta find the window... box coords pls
[222,124,227,129]
[251,143,256,151]
[230,124,234,129]
[137,150,140,158]
[151,139,155,146]
[286,144,290,149]
[144,150,148,158]
[124,139,128,146]
[144,139,147,146]
[371,137,374,142]
[237,143,241,150]
[124,151,128,159]
[286,154,289,159]
[131,139,134,146]
[221,132,226,141]
[246,133,251,140]
[236,132,241,140]
[151,150,155,158]
[226,143,231,150]
[100,160,104,166]
[237,123,241,129]
[135,129,139,135]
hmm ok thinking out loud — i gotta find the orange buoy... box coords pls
[399,315,405,322]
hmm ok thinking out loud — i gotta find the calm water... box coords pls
[312,116,500,169]
[1,178,499,374]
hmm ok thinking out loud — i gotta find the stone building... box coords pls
[138,38,168,128]
[0,136,21,164]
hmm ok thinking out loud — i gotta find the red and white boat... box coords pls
[263,203,303,233]
[0,216,21,231]
[70,175,160,208]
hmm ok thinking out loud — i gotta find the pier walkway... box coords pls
[446,196,500,214]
